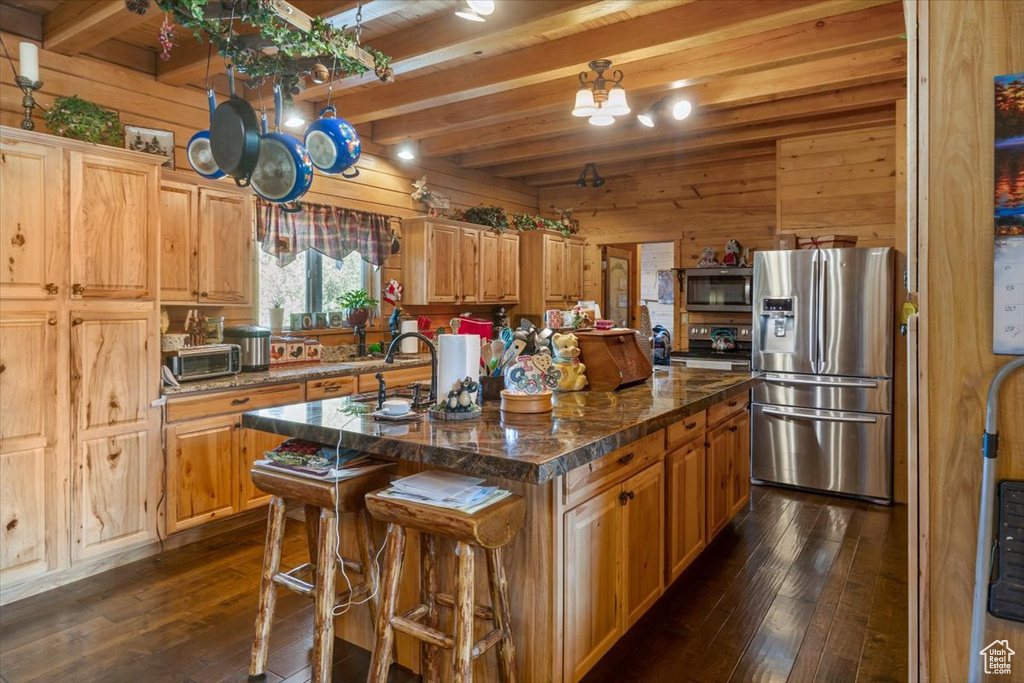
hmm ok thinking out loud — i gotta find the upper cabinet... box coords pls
[401,217,519,306]
[159,173,254,306]
[0,139,65,300]
[519,230,586,314]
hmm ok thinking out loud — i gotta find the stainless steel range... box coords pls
[675,323,752,371]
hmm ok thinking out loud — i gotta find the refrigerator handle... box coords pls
[811,251,821,373]
[817,251,828,374]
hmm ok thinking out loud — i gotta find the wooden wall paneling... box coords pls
[921,1,1024,680]
[894,99,909,505]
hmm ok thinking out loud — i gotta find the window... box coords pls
[258,249,370,327]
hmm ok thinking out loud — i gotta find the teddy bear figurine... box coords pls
[551,332,588,391]
[697,246,719,268]
[722,238,742,267]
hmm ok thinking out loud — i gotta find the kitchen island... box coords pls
[243,367,760,682]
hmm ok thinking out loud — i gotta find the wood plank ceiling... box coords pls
[0,0,906,188]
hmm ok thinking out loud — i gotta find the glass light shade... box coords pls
[603,86,630,116]
[455,6,485,21]
[637,112,655,128]
[588,113,615,126]
[283,113,306,128]
[397,147,416,160]
[572,88,597,117]
[467,0,495,15]
[672,99,693,120]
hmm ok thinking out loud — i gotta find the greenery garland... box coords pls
[155,0,392,97]
[450,205,574,237]
[43,95,123,146]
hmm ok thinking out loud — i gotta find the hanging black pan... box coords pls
[210,66,260,187]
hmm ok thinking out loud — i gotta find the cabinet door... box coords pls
[68,152,157,300]
[159,181,199,303]
[166,416,239,533]
[564,486,622,682]
[70,314,150,432]
[0,139,64,300]
[729,411,751,515]
[623,463,664,626]
[479,231,501,302]
[666,439,705,583]
[427,223,460,303]
[459,228,480,304]
[565,239,584,301]
[239,427,286,511]
[500,233,520,302]
[543,234,566,301]
[706,423,732,539]
[0,308,64,581]
[198,189,253,305]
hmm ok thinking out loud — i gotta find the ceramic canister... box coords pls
[504,354,561,394]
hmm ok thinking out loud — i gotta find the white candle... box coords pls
[19,42,39,83]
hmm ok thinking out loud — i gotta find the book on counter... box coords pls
[376,470,511,514]
[254,437,391,482]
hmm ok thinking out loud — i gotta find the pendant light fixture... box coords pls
[571,60,630,126]
[456,0,495,21]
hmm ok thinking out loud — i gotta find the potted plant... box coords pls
[268,294,285,333]
[338,289,379,327]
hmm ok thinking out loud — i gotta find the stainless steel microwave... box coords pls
[684,267,753,312]
[164,344,241,382]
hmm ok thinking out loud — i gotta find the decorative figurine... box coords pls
[697,246,719,268]
[552,332,588,391]
[442,377,481,413]
[722,239,742,267]
[411,175,451,215]
[505,355,561,393]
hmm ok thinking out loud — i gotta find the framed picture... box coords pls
[124,125,174,169]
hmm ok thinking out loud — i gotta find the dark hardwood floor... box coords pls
[0,487,906,683]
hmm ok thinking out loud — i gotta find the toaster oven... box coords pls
[164,344,242,382]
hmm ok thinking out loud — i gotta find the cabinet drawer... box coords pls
[707,392,749,427]
[666,410,707,450]
[564,431,664,508]
[166,382,305,423]
[307,376,357,400]
[357,365,431,392]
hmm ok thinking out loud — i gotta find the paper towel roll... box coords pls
[436,334,481,405]
[400,320,418,353]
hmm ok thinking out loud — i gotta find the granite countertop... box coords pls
[241,366,762,484]
[162,355,431,396]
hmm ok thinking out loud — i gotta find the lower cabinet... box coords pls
[666,438,706,583]
[238,427,286,510]
[563,463,664,682]
[166,416,239,533]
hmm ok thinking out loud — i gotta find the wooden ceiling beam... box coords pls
[317,0,896,122]
[296,0,622,102]
[457,80,906,168]
[43,0,152,54]
[488,105,896,178]
[375,2,906,146]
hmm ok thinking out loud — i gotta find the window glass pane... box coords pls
[322,251,366,312]
[257,249,308,327]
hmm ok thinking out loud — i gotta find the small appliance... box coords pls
[676,323,751,371]
[164,344,241,382]
[683,267,753,312]
[223,325,272,371]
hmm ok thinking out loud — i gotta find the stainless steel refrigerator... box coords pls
[750,247,893,504]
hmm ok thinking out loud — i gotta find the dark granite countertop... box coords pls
[241,366,761,484]
[162,355,431,397]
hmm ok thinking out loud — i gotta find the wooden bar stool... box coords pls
[364,490,526,683]
[247,466,392,683]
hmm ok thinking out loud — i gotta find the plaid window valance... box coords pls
[256,198,395,267]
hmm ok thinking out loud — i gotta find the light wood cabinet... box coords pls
[706,408,751,540]
[159,175,254,305]
[239,428,286,510]
[519,230,586,314]
[728,411,751,517]
[0,139,64,300]
[166,415,239,533]
[666,438,705,583]
[623,463,664,626]
[68,151,159,300]
[0,307,66,583]
[70,310,158,561]
[401,217,519,305]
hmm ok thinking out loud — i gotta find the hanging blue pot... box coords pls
[250,86,314,212]
[187,89,225,179]
[304,106,361,178]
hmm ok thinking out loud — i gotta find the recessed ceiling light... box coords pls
[396,145,416,160]
[283,113,306,129]
[467,0,495,15]
[455,4,486,21]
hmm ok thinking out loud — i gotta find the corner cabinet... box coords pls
[400,217,519,305]
[519,230,585,315]
[159,172,254,306]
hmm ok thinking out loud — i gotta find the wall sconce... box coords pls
[15,42,43,131]
[576,163,605,188]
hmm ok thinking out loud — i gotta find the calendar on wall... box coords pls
[993,72,1024,355]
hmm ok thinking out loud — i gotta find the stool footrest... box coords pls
[391,614,453,650]
[273,564,315,597]
[399,604,429,621]
[435,592,494,620]
[472,628,503,659]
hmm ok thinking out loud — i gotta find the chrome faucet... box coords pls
[384,332,438,406]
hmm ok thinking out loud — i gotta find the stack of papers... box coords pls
[378,471,511,514]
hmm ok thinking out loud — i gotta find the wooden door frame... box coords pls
[603,245,635,327]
